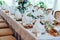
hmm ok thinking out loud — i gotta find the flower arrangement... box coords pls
[17,0,28,13]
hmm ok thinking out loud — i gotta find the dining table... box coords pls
[0,10,60,40]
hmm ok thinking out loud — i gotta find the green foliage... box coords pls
[18,0,28,13]
[0,1,5,5]
[27,13,32,17]
[27,13,37,19]
[39,2,44,7]
[0,1,2,5]
[45,21,54,29]
[37,1,47,9]
[24,1,31,7]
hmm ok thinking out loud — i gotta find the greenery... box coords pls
[0,1,2,5]
[27,13,32,17]
[45,21,54,29]
[27,13,37,19]
[0,1,5,5]
[18,0,28,13]
[37,2,47,9]
[24,1,31,7]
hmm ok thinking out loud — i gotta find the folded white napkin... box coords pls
[31,11,38,17]
[22,13,33,24]
[32,18,46,33]
[27,5,34,12]
[9,6,17,15]
[15,10,22,19]
[45,12,55,24]
[37,9,44,16]
[54,26,60,33]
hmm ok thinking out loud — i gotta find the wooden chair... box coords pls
[0,15,3,19]
[0,28,13,36]
[0,19,5,23]
[0,15,17,40]
[46,9,53,15]
[0,15,5,23]
[0,16,2,19]
[0,36,16,40]
[0,23,8,28]
[54,11,60,21]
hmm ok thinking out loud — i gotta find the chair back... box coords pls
[54,11,60,21]
[46,9,53,14]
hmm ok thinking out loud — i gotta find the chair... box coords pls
[0,23,8,28]
[0,19,5,23]
[0,16,2,19]
[54,11,60,21]
[0,28,13,36]
[46,9,53,15]
[0,36,16,40]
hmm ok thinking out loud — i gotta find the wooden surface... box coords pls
[0,35,16,40]
[0,28,13,36]
[0,23,8,28]
[0,11,36,40]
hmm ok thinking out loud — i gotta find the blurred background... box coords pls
[0,0,60,10]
